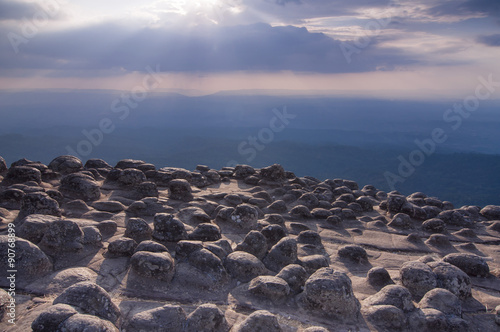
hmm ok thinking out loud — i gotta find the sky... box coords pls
[0,0,499,98]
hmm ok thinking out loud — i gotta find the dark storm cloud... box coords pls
[426,0,500,18]
[477,34,500,46]
[0,22,416,74]
[0,0,38,20]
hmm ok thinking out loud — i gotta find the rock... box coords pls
[437,210,470,226]
[297,230,322,247]
[116,168,146,186]
[230,204,258,229]
[60,172,101,201]
[0,156,7,173]
[429,261,471,299]
[19,192,61,219]
[92,201,125,213]
[130,251,176,282]
[107,237,137,257]
[418,288,461,316]
[188,248,226,275]
[388,213,412,229]
[4,166,42,184]
[261,224,287,248]
[495,305,500,325]
[48,156,83,175]
[115,159,145,169]
[125,217,153,242]
[231,310,282,332]
[299,267,360,320]
[276,264,308,294]
[259,164,286,182]
[186,303,229,332]
[386,194,407,213]
[480,205,500,220]
[135,240,169,253]
[53,281,120,324]
[326,215,342,227]
[152,213,187,242]
[58,314,119,331]
[263,237,298,272]
[363,285,415,312]
[299,255,329,273]
[399,261,437,301]
[267,200,288,213]
[64,199,90,216]
[422,218,446,233]
[85,158,112,169]
[421,308,448,331]
[168,179,193,201]
[178,206,211,224]
[0,188,25,209]
[366,267,394,289]
[96,220,118,237]
[125,304,186,332]
[442,253,490,277]
[290,205,312,218]
[297,193,319,209]
[224,251,267,283]
[236,231,268,260]
[248,275,290,301]
[362,305,406,331]
[337,245,368,263]
[303,327,329,332]
[356,196,374,211]
[234,165,256,179]
[31,304,78,332]
[425,234,453,248]
[17,214,59,244]
[189,223,222,241]
[39,219,84,253]
[0,236,52,286]
[0,288,11,321]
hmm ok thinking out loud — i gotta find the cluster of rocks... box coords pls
[0,155,499,331]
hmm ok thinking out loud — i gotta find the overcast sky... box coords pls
[1,0,499,98]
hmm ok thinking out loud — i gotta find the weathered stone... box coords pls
[125,304,186,332]
[263,237,298,273]
[152,213,187,242]
[168,179,193,201]
[224,251,267,283]
[39,219,83,253]
[443,253,490,277]
[107,237,137,257]
[186,303,229,332]
[363,285,415,312]
[125,217,152,243]
[19,192,61,219]
[248,276,290,301]
[276,264,308,294]
[299,267,360,320]
[31,304,78,332]
[53,281,120,324]
[236,231,268,260]
[231,310,282,332]
[400,261,437,301]
[418,288,461,316]
[60,172,101,201]
[130,251,175,282]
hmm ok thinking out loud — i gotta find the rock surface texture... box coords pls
[0,156,498,331]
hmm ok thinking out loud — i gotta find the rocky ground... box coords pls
[0,155,499,332]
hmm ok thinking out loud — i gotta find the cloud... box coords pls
[426,0,500,19]
[0,21,417,74]
[477,34,500,47]
[0,0,65,21]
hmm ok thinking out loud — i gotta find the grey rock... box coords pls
[125,218,153,243]
[224,251,267,283]
[235,231,268,260]
[152,213,187,242]
[31,304,78,332]
[17,214,59,244]
[19,192,61,219]
[367,267,394,288]
[231,310,282,332]
[60,172,101,201]
[289,205,312,218]
[58,313,119,331]
[53,281,120,324]
[4,166,42,184]
[186,303,229,332]
[429,261,471,299]
[299,267,360,320]
[107,237,137,257]
[49,156,83,175]
[422,218,446,233]
[388,213,412,229]
[363,285,415,312]
[118,168,146,186]
[400,261,437,301]
[362,305,406,331]
[115,159,145,169]
[263,237,298,272]
[259,164,286,182]
[135,240,169,253]
[337,245,368,263]
[230,204,258,229]
[39,219,84,253]
[92,201,126,213]
[189,223,222,241]
[130,251,175,282]
[248,276,290,301]
[0,236,52,286]
[276,264,308,294]
[443,253,490,277]
[82,226,102,245]
[168,179,193,201]
[480,205,500,220]
[418,288,461,316]
[125,304,186,332]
